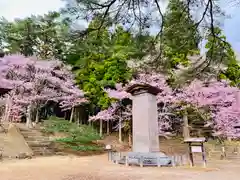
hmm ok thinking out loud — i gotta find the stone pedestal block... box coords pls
[126,84,161,153]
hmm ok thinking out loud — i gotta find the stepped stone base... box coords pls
[2,123,33,158]
[16,123,56,156]
[0,123,56,158]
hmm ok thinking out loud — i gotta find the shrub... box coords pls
[42,116,102,152]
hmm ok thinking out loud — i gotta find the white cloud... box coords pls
[0,0,65,21]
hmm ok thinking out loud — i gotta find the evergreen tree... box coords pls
[72,17,134,110]
[205,27,236,66]
[162,0,201,68]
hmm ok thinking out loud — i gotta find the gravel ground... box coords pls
[0,154,239,180]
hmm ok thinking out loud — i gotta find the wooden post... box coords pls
[184,138,207,168]
[188,143,194,167]
[180,155,183,166]
[125,156,129,166]
[157,157,161,167]
[140,156,143,167]
[201,143,207,168]
[172,155,176,167]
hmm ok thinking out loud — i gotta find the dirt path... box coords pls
[0,154,239,180]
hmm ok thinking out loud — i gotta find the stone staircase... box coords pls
[16,124,56,156]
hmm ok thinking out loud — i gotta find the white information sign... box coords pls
[191,146,202,153]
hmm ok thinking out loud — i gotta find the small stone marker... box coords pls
[105,144,112,161]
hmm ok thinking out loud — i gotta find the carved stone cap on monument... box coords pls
[126,84,162,96]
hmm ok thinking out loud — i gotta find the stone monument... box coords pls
[126,84,161,153]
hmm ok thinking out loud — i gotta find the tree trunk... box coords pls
[78,107,83,125]
[183,111,190,140]
[75,108,79,125]
[128,132,132,146]
[26,104,33,128]
[106,121,110,135]
[64,112,67,119]
[35,108,39,123]
[88,120,92,126]
[3,95,11,122]
[99,119,103,136]
[119,119,122,143]
[70,107,74,123]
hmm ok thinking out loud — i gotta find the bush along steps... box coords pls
[41,117,104,156]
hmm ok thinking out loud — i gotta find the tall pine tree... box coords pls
[162,0,201,68]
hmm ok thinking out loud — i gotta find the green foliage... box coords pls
[205,27,236,66]
[70,18,141,110]
[42,116,75,133]
[164,48,190,68]
[0,12,70,59]
[162,0,201,68]
[220,63,240,87]
[175,102,211,122]
[63,144,101,151]
[205,27,239,86]
[42,116,102,152]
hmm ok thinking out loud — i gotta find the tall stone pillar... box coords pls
[126,84,161,153]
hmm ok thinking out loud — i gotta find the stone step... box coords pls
[27,141,53,147]
[15,124,57,156]
[21,132,43,137]
[31,148,56,156]
[32,152,55,156]
[32,147,55,150]
[226,155,240,159]
[24,136,50,141]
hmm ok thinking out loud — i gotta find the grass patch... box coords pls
[63,144,102,151]
[42,116,103,154]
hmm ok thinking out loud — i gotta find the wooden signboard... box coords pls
[191,146,202,153]
[184,137,207,167]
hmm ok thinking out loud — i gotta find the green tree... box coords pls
[0,12,70,59]
[34,12,71,60]
[162,0,201,68]
[204,27,239,85]
[0,17,37,56]
[72,18,134,110]
[220,63,240,87]
[205,27,236,66]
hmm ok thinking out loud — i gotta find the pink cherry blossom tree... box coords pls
[180,79,240,139]
[90,72,176,141]
[91,72,240,139]
[0,55,86,127]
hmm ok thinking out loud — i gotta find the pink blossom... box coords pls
[0,55,86,122]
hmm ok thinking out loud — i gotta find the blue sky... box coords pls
[0,0,239,54]
[223,2,240,54]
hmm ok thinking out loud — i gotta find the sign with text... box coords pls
[191,146,202,153]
